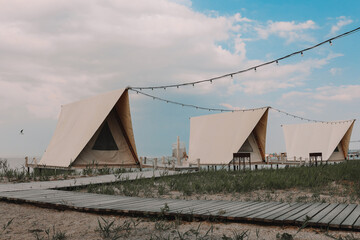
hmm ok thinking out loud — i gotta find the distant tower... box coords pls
[177,136,180,166]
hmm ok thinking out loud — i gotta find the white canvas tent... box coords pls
[39,89,139,168]
[282,120,355,161]
[188,107,269,165]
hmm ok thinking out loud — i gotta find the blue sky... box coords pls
[0,0,359,157]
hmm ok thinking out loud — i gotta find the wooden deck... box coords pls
[0,188,360,230]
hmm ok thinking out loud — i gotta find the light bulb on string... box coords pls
[329,40,332,46]
[301,52,303,56]
[276,60,279,65]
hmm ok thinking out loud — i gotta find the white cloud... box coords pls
[0,0,243,121]
[330,68,342,76]
[314,85,360,101]
[256,20,317,43]
[219,103,241,110]
[227,53,342,95]
[233,13,252,23]
[281,85,360,102]
[0,0,350,137]
[330,16,353,35]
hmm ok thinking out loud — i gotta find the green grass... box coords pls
[81,161,360,199]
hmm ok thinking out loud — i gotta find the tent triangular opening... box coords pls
[238,138,253,152]
[39,89,139,168]
[282,120,355,161]
[188,107,269,165]
[92,121,118,150]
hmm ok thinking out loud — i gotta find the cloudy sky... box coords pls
[0,0,359,158]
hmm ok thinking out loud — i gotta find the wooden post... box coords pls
[34,157,37,167]
[276,164,279,169]
[197,158,200,170]
[266,156,269,164]
[25,157,29,174]
[171,161,175,170]
[154,158,158,170]
[207,165,209,171]
[249,157,251,170]
[139,157,143,171]
[299,157,302,166]
[255,165,258,170]
[144,157,147,164]
[162,156,165,165]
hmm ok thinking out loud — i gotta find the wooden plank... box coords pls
[284,202,322,222]
[295,203,329,222]
[329,204,357,228]
[186,200,232,214]
[93,197,158,210]
[341,205,360,229]
[238,202,284,218]
[275,203,313,221]
[187,201,243,216]
[166,200,215,213]
[318,204,348,227]
[195,201,251,216]
[226,202,278,218]
[214,201,260,215]
[308,203,339,224]
[222,202,269,217]
[351,210,360,230]
[264,203,305,221]
[247,202,290,219]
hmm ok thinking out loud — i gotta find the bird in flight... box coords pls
[20,129,24,135]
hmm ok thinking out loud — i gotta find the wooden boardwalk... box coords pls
[1,188,360,230]
[0,170,177,193]
[0,170,359,230]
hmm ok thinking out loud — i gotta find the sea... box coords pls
[0,157,40,171]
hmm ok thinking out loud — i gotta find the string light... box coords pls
[129,89,356,124]
[130,26,360,90]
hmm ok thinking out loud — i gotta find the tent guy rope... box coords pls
[129,26,360,90]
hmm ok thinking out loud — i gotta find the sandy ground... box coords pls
[1,201,359,240]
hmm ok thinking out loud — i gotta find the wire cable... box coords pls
[130,26,360,90]
[130,89,355,124]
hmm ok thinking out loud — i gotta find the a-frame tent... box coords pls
[282,120,355,161]
[188,107,269,165]
[39,89,139,168]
